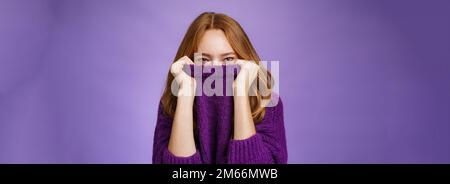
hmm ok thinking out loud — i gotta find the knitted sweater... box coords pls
[152,65,287,164]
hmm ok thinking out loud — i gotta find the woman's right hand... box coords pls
[171,56,196,96]
[168,56,198,157]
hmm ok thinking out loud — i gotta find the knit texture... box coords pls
[152,65,287,164]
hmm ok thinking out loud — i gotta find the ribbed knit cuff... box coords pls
[162,148,202,164]
[227,133,272,164]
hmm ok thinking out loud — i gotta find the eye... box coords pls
[201,57,210,63]
[224,57,235,62]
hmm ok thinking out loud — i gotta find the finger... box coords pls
[250,62,260,69]
[235,59,246,66]
[171,58,187,74]
[171,64,182,75]
[180,56,194,65]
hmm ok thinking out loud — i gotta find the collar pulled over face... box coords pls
[183,64,240,97]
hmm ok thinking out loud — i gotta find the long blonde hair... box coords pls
[161,12,272,122]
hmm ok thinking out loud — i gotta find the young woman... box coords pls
[152,12,287,164]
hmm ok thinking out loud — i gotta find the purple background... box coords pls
[1,0,449,163]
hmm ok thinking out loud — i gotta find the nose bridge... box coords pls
[212,58,222,66]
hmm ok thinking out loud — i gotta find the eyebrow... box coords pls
[201,52,236,58]
[221,52,236,57]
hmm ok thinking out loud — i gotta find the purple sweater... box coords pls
[152,65,287,164]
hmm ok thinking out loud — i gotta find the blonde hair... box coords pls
[161,12,272,122]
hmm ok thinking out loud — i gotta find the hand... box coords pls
[168,56,197,157]
[233,59,260,96]
[171,56,196,96]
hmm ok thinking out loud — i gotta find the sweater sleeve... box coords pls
[227,96,288,164]
[152,102,203,164]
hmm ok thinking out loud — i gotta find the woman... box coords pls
[153,12,287,164]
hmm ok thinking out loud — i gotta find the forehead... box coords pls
[197,29,234,55]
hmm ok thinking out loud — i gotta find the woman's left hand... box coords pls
[233,59,260,96]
